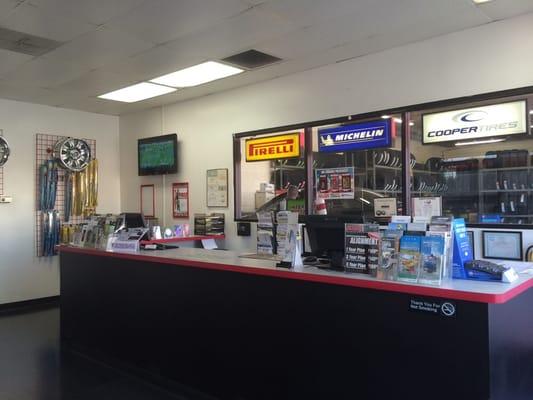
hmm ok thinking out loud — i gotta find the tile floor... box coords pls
[0,305,210,400]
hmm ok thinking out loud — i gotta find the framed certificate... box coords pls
[172,182,189,218]
[207,168,228,208]
[482,230,522,261]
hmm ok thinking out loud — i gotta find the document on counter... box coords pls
[202,238,218,250]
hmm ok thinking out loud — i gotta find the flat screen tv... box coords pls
[138,134,178,176]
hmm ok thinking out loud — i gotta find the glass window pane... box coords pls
[409,94,533,225]
[238,130,306,219]
[310,115,403,220]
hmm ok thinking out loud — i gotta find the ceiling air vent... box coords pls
[0,27,63,56]
[222,49,282,69]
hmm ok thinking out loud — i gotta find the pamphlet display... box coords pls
[344,224,380,275]
[257,211,275,255]
[276,211,302,267]
[451,218,474,279]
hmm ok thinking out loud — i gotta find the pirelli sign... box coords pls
[245,133,300,162]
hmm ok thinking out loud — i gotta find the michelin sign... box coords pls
[423,100,527,144]
[318,120,392,152]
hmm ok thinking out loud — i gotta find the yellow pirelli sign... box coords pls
[245,133,300,162]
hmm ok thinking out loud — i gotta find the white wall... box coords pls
[120,13,533,252]
[0,98,120,305]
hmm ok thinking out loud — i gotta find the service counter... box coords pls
[59,246,533,400]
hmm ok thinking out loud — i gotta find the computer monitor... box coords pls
[115,213,146,233]
[305,214,364,268]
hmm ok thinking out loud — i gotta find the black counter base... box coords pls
[60,252,532,400]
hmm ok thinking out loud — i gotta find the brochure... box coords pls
[398,235,421,283]
[378,230,403,281]
[418,236,445,285]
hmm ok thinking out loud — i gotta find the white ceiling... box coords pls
[0,0,532,115]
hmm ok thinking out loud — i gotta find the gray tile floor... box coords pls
[0,305,207,400]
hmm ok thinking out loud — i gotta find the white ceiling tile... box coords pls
[55,97,128,115]
[0,2,97,41]
[0,0,24,16]
[103,45,194,81]
[162,7,294,64]
[0,57,90,87]
[0,80,54,102]
[0,49,33,76]
[27,0,146,25]
[475,0,533,20]
[259,0,489,59]
[259,0,367,27]
[108,0,251,44]
[42,26,155,70]
[53,69,140,96]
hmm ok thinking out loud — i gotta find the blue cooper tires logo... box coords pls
[453,110,488,123]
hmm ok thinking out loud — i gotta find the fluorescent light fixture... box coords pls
[98,82,176,103]
[393,117,402,123]
[455,138,505,147]
[150,61,243,88]
[359,197,371,205]
[409,121,415,126]
[472,0,493,3]
[381,115,391,119]
[530,110,533,114]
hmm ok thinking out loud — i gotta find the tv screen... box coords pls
[138,134,178,176]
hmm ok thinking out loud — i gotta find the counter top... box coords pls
[59,246,533,304]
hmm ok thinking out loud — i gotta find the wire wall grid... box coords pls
[35,134,96,257]
[0,130,4,196]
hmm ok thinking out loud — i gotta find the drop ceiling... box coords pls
[0,0,532,116]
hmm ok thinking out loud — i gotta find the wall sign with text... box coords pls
[422,100,527,144]
[245,133,300,162]
[318,120,391,152]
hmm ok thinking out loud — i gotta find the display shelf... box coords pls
[480,166,530,172]
[481,189,533,193]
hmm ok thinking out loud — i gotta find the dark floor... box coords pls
[0,305,210,400]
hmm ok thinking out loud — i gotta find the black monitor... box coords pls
[115,213,146,232]
[305,214,364,268]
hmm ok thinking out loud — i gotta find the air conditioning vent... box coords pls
[222,49,282,69]
[0,27,63,56]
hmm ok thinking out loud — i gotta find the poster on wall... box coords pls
[172,182,189,218]
[374,198,397,217]
[140,184,155,217]
[315,167,355,200]
[412,197,442,219]
[207,168,228,207]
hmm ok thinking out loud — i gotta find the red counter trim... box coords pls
[140,234,225,245]
[59,246,533,304]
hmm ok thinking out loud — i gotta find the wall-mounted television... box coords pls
[138,134,178,176]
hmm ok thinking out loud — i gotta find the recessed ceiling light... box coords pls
[530,110,533,114]
[98,82,176,103]
[472,0,493,4]
[455,138,505,146]
[150,61,243,88]
[409,121,415,126]
[381,115,391,119]
[393,118,402,123]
